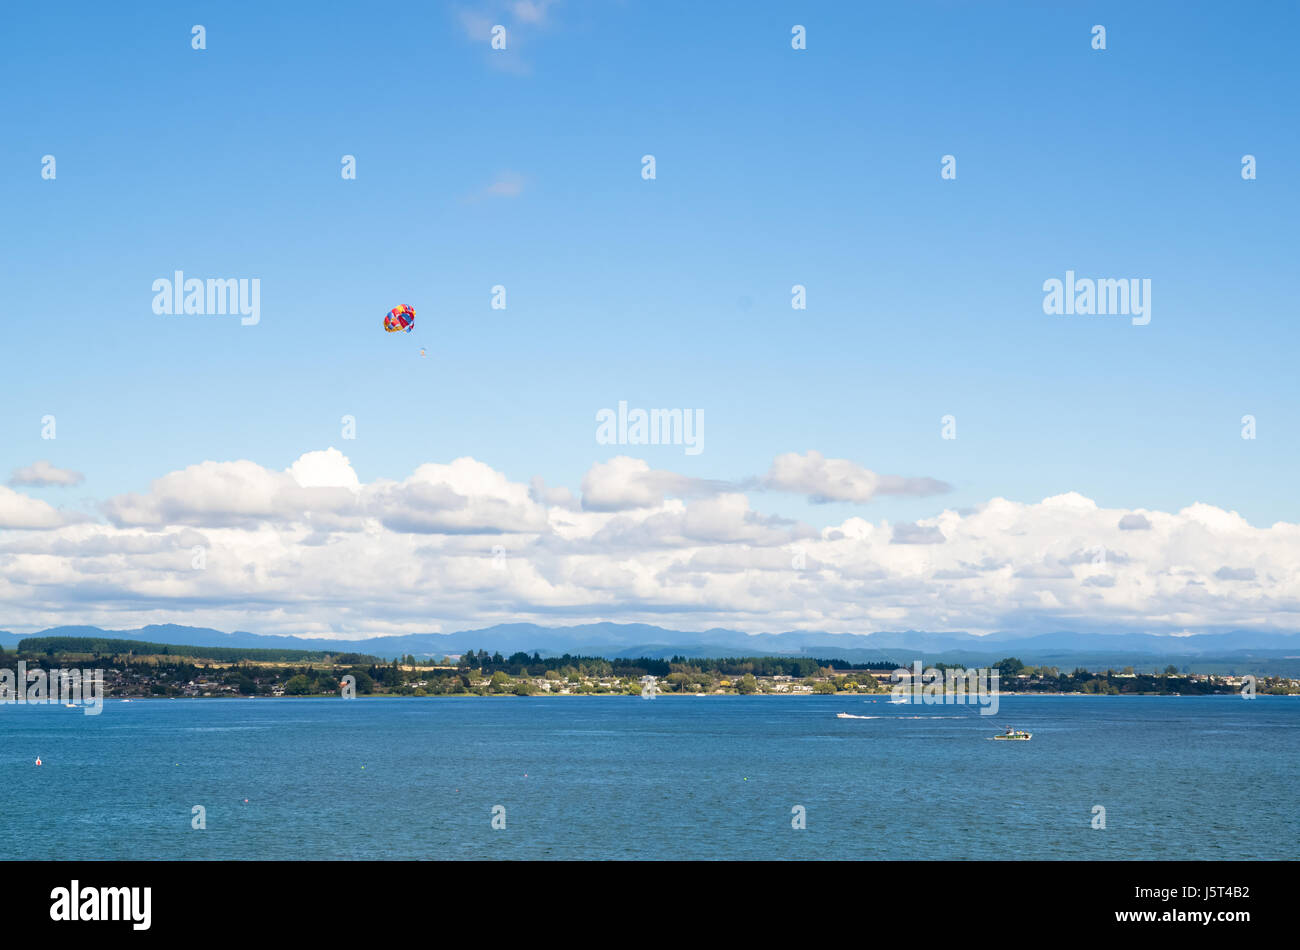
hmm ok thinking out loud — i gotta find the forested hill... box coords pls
[12,636,379,664]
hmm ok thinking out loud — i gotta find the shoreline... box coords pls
[60,690,1286,701]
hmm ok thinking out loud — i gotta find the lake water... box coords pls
[2,695,1295,859]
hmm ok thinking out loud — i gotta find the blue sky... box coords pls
[0,2,1296,637]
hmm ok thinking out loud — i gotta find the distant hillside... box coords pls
[2,622,1297,674]
[14,636,379,664]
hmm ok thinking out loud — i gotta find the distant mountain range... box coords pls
[2,622,1298,674]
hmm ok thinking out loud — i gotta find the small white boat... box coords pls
[993,728,1032,741]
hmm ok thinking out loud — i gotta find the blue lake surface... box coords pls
[2,695,1295,859]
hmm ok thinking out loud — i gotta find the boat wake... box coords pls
[837,713,971,720]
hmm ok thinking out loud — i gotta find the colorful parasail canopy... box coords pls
[384,304,415,333]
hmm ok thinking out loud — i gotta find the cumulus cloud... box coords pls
[289,448,361,490]
[1119,513,1152,530]
[4,448,1299,639]
[9,460,84,487]
[102,457,360,528]
[369,458,549,535]
[580,457,730,512]
[0,486,75,529]
[763,451,950,503]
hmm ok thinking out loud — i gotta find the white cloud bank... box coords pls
[0,449,1296,639]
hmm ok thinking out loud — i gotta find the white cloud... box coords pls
[9,460,84,487]
[289,448,360,490]
[580,457,729,512]
[102,459,359,528]
[0,486,74,529]
[763,450,950,503]
[369,457,549,535]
